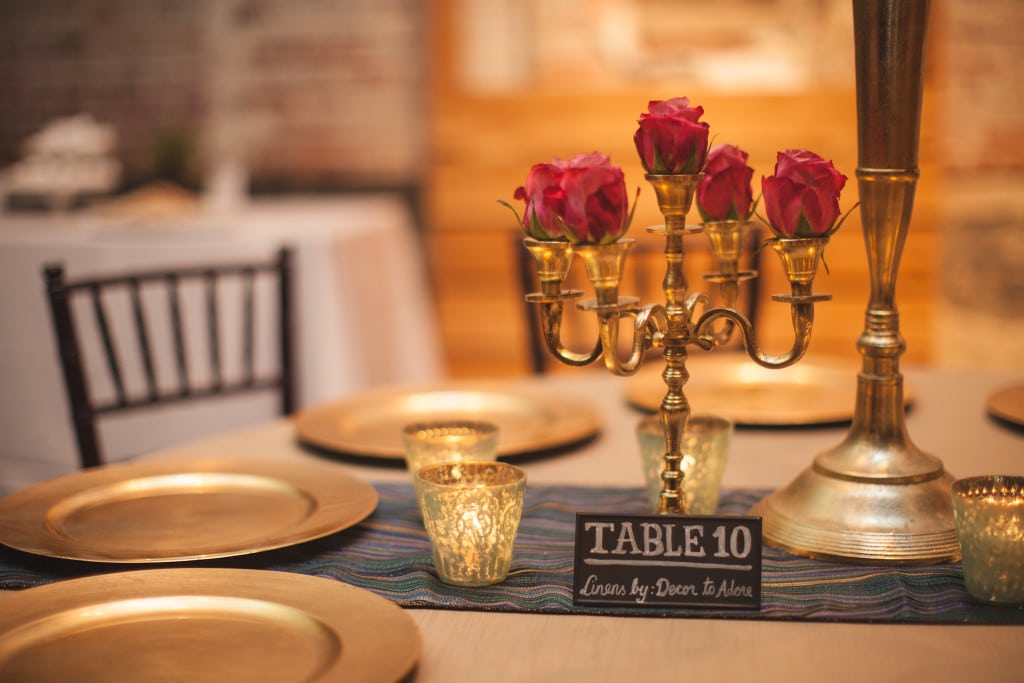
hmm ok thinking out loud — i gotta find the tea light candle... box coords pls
[952,475,1024,605]
[414,461,526,586]
[635,414,733,514]
[401,421,499,478]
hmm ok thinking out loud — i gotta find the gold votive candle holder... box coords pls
[952,475,1024,606]
[401,421,499,477]
[414,461,527,587]
[636,414,733,514]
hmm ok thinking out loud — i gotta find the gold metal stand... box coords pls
[751,0,960,563]
[524,175,832,515]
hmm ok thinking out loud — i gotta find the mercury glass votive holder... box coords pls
[952,475,1024,605]
[636,414,733,514]
[401,421,500,478]
[414,461,527,586]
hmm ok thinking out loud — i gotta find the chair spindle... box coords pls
[166,273,190,397]
[204,270,221,392]
[242,268,256,386]
[90,283,127,407]
[129,277,158,402]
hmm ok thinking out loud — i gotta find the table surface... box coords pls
[0,196,443,493]
[138,362,1024,683]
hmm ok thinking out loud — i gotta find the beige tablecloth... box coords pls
[146,364,1023,683]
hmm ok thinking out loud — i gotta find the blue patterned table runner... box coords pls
[1,483,1021,624]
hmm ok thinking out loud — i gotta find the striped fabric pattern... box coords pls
[1,483,1021,624]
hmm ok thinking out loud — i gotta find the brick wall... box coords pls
[0,0,427,191]
[3,0,1019,373]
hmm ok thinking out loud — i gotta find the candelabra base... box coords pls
[752,466,960,564]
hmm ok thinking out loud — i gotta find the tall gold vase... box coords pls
[751,0,959,563]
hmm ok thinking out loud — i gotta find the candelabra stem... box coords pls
[655,230,694,514]
[815,170,944,480]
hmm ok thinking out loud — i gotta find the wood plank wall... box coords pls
[424,3,943,379]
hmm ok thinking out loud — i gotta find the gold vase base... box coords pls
[751,466,960,565]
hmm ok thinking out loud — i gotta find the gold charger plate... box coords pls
[986,381,1024,427]
[0,456,378,563]
[0,568,420,683]
[295,382,601,459]
[625,354,912,426]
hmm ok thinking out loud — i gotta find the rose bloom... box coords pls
[514,162,568,240]
[634,97,710,175]
[761,149,848,237]
[696,144,754,222]
[554,153,631,244]
[513,153,631,244]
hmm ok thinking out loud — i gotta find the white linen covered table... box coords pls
[0,196,443,493]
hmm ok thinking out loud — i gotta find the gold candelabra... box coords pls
[750,0,959,563]
[522,0,956,565]
[523,172,832,515]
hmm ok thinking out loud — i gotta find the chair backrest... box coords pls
[43,246,296,469]
[516,228,763,374]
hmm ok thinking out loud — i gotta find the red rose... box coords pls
[761,149,848,237]
[512,153,631,244]
[513,162,568,240]
[634,97,710,175]
[696,144,754,222]
[553,153,631,244]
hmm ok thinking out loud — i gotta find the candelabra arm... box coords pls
[522,238,606,367]
[698,235,830,366]
[695,297,815,369]
[537,300,603,366]
[596,304,668,376]
[685,291,712,317]
[686,291,736,349]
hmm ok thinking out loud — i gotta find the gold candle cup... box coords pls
[415,461,527,586]
[952,475,1024,606]
[401,421,499,478]
[636,414,733,514]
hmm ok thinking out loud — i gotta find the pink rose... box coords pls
[761,149,848,237]
[696,144,754,222]
[512,153,632,244]
[634,97,710,175]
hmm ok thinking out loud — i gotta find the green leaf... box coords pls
[826,201,861,237]
[747,195,761,220]
[796,212,815,238]
[625,186,641,230]
[497,199,523,226]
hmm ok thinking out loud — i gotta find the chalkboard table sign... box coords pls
[573,513,762,609]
